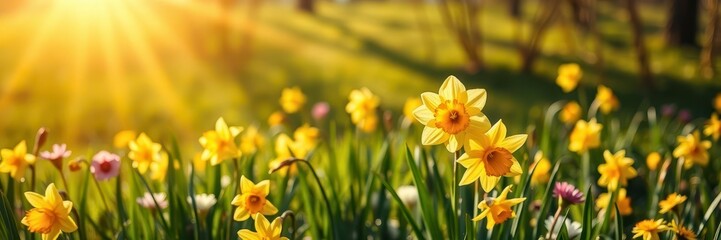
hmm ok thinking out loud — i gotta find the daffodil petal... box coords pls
[439,75,467,103]
[234,207,250,221]
[413,106,434,125]
[58,217,78,232]
[261,201,278,215]
[499,134,527,153]
[24,192,46,208]
[420,92,441,112]
[238,230,261,240]
[466,89,487,110]
[421,127,449,146]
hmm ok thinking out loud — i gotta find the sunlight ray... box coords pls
[98,0,131,130]
[0,2,65,109]
[63,0,92,143]
[107,0,195,136]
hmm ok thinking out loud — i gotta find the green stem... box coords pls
[91,173,111,214]
[270,158,337,239]
[546,206,563,240]
[582,152,590,190]
[133,169,170,232]
[453,151,460,239]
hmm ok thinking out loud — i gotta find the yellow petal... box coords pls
[439,75,467,103]
[58,217,78,232]
[44,227,61,240]
[45,184,61,205]
[472,208,490,221]
[421,127,449,146]
[479,171,500,192]
[497,185,513,201]
[231,195,243,206]
[234,207,250,221]
[413,107,434,125]
[466,89,487,110]
[445,134,461,152]
[24,192,47,208]
[457,153,479,168]
[256,180,271,196]
[459,163,482,186]
[420,92,441,112]
[467,115,491,140]
[240,176,254,194]
[261,201,278,215]
[499,134,527,153]
[14,141,27,155]
[486,120,507,145]
[270,217,283,238]
[238,230,261,240]
[254,214,271,236]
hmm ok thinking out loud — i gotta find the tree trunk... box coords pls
[665,0,700,47]
[626,0,655,90]
[298,0,314,13]
[701,0,719,78]
[509,0,522,19]
[521,0,562,73]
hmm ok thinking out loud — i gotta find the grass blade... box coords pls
[405,146,443,239]
[614,203,624,239]
[579,187,594,240]
[374,173,425,239]
[697,189,721,236]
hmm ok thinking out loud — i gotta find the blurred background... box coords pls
[0,0,719,148]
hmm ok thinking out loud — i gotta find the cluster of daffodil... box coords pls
[2,70,721,240]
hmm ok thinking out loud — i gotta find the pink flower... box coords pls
[312,102,330,121]
[91,151,121,181]
[40,144,72,161]
[40,143,72,170]
[553,182,585,207]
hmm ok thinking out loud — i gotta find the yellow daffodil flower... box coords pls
[199,117,243,166]
[128,133,162,174]
[560,101,582,125]
[632,219,670,240]
[268,111,286,127]
[598,150,637,191]
[293,124,319,151]
[279,87,306,114]
[403,97,422,123]
[596,188,633,216]
[150,151,169,181]
[568,118,602,154]
[669,220,697,240]
[530,151,551,186]
[21,183,78,240]
[556,63,582,93]
[346,87,380,133]
[413,75,491,152]
[595,85,619,114]
[0,141,36,181]
[646,152,661,171]
[703,113,721,141]
[472,185,526,230]
[457,120,526,191]
[658,193,686,214]
[238,213,288,240]
[673,131,711,169]
[113,130,137,149]
[231,176,278,221]
[240,126,266,155]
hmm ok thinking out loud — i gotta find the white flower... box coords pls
[221,175,232,188]
[396,185,419,209]
[544,216,582,240]
[137,192,168,210]
[187,193,217,213]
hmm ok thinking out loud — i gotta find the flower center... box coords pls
[434,100,470,134]
[490,204,513,224]
[482,147,513,177]
[246,195,265,212]
[100,161,112,173]
[25,208,56,234]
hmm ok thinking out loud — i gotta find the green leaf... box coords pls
[580,187,594,240]
[405,146,443,239]
[374,173,425,240]
[615,203,624,240]
[697,189,721,236]
[464,214,475,240]
[511,152,539,238]
[533,160,561,239]
[0,189,19,240]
